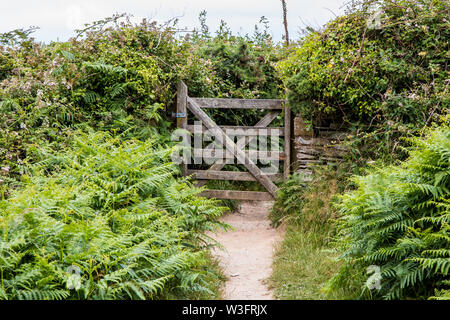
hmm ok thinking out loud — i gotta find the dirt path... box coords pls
[210,200,284,300]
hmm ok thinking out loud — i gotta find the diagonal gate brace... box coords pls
[186,97,279,198]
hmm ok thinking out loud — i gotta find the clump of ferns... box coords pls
[334,125,449,300]
[0,131,227,300]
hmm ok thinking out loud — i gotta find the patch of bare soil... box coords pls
[210,200,284,300]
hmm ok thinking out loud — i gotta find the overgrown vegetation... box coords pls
[0,12,280,300]
[0,131,228,299]
[1,0,448,301]
[269,168,361,299]
[190,13,284,126]
[271,125,450,300]
[0,13,282,195]
[331,126,449,300]
[270,0,449,301]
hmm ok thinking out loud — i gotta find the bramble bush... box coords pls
[0,13,283,300]
[0,14,284,194]
[269,0,449,301]
[0,16,197,194]
[277,0,449,162]
[189,13,284,126]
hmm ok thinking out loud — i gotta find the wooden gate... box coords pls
[176,81,291,201]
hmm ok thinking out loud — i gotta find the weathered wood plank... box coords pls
[177,81,188,176]
[191,98,284,109]
[187,97,279,198]
[187,125,284,136]
[284,104,291,181]
[195,111,281,187]
[187,170,282,181]
[297,159,324,164]
[193,149,286,161]
[200,189,274,201]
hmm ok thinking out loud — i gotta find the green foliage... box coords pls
[0,14,285,193]
[0,13,287,300]
[270,166,348,227]
[269,173,309,226]
[332,125,450,299]
[269,222,345,300]
[277,0,449,163]
[194,25,280,100]
[278,0,449,125]
[269,167,360,299]
[0,131,227,300]
[0,27,39,46]
[0,18,189,192]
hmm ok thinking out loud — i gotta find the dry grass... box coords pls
[269,223,341,299]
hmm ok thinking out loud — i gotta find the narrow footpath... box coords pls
[210,200,284,300]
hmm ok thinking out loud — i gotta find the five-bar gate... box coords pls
[176,81,291,201]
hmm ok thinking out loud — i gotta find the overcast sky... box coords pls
[0,0,349,43]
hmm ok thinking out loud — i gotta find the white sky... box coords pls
[0,0,348,43]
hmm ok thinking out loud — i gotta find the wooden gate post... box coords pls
[284,103,291,180]
[177,81,188,176]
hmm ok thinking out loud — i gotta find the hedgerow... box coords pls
[189,13,284,126]
[269,0,449,301]
[277,0,449,162]
[279,0,449,123]
[0,13,283,300]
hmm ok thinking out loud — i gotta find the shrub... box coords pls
[332,125,450,299]
[277,0,449,126]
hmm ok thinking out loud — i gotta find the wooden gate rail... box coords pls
[176,81,291,201]
[189,98,285,109]
[186,170,283,182]
[200,190,275,201]
[186,125,285,136]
